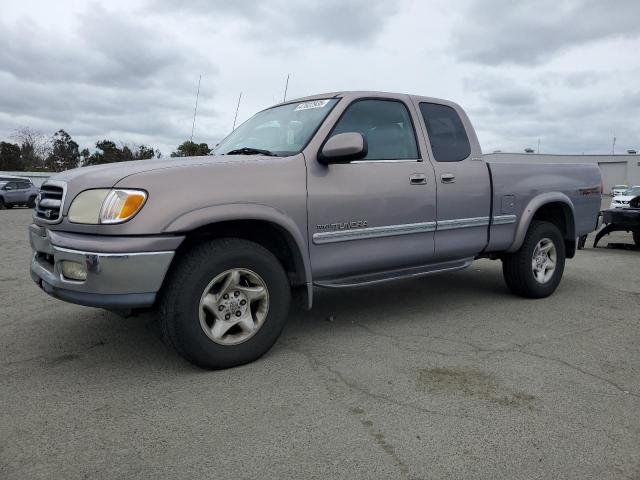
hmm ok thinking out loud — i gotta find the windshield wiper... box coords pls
[224,147,278,157]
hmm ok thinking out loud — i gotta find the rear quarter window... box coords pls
[419,103,471,162]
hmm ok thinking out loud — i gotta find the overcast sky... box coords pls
[2,0,639,155]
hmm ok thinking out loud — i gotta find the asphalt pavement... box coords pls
[1,205,639,479]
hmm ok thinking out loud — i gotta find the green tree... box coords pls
[85,141,158,166]
[0,142,23,171]
[45,130,80,172]
[170,141,211,157]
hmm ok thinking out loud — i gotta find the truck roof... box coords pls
[285,90,461,110]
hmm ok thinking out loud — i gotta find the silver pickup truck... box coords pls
[29,91,602,369]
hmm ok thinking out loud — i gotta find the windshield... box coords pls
[614,185,628,189]
[624,187,640,196]
[213,99,339,157]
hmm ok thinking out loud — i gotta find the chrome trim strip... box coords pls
[437,216,490,231]
[351,159,421,164]
[313,215,516,245]
[313,221,436,244]
[39,198,62,208]
[492,214,517,225]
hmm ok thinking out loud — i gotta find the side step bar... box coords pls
[313,258,473,289]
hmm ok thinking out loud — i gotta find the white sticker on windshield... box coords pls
[294,99,331,111]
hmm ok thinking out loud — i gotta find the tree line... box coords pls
[0,128,214,173]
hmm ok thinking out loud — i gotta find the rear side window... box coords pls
[330,99,419,160]
[419,103,471,162]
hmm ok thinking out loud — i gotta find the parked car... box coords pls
[611,184,629,196]
[595,194,640,248]
[610,186,640,209]
[29,91,602,369]
[0,180,39,209]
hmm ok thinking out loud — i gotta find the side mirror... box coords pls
[318,132,367,165]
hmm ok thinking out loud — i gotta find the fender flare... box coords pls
[162,203,313,308]
[508,192,576,253]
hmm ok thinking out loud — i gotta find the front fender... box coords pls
[508,192,576,253]
[162,202,313,308]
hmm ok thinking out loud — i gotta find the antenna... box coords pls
[283,73,290,102]
[232,92,243,131]
[190,74,202,143]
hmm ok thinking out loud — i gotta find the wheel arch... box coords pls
[508,193,577,258]
[163,204,312,308]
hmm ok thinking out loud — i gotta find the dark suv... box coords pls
[0,179,39,209]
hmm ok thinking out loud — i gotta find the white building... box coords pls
[483,153,640,193]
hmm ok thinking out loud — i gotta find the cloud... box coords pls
[152,0,400,45]
[450,0,640,65]
[0,4,220,154]
[0,0,638,157]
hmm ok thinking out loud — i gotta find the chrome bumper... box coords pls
[29,224,174,309]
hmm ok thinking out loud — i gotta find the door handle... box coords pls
[441,173,456,184]
[409,174,427,185]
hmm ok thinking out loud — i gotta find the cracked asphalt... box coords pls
[1,203,639,480]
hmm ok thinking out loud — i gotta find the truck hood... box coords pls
[50,154,285,210]
[50,155,231,189]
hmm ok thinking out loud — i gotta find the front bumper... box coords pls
[29,224,176,310]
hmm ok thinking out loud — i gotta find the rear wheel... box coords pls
[633,230,640,247]
[502,220,566,298]
[158,238,291,369]
[0,198,5,210]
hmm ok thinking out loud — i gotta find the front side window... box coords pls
[420,102,471,162]
[329,99,419,160]
[213,99,339,157]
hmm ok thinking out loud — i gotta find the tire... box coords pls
[158,238,291,369]
[27,196,36,208]
[633,230,640,247]
[0,198,5,210]
[502,220,566,298]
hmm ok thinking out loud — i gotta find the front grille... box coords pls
[35,183,65,222]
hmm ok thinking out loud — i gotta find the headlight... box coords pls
[100,189,147,224]
[68,188,147,224]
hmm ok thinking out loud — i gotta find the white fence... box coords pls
[0,171,52,187]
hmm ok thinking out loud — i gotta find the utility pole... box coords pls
[537,138,540,154]
[283,74,290,102]
[612,135,616,155]
[190,74,202,143]
[232,92,243,131]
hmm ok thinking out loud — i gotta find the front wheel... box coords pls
[158,238,291,369]
[633,230,640,247]
[502,220,566,298]
[27,196,37,208]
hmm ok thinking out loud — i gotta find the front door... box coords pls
[414,101,492,260]
[306,98,437,281]
[3,182,21,204]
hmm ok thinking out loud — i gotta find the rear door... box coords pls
[16,182,31,203]
[306,97,437,280]
[415,101,491,260]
